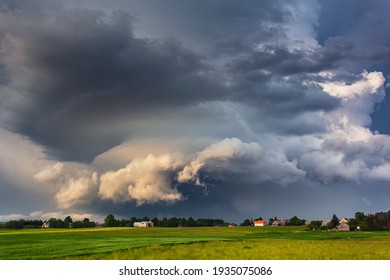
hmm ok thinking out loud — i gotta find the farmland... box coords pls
[1,226,390,260]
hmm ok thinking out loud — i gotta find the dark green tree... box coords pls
[241,219,252,226]
[307,220,322,230]
[56,219,64,228]
[104,214,117,227]
[64,216,73,228]
[287,216,305,226]
[71,221,84,228]
[48,218,58,228]
[330,214,339,229]
[151,217,160,227]
[355,212,365,223]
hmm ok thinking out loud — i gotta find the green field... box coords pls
[1,226,390,260]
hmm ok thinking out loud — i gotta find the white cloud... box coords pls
[55,172,98,209]
[318,71,385,99]
[99,153,185,205]
[299,150,368,184]
[369,163,390,181]
[34,162,98,209]
[317,71,385,141]
[178,138,305,186]
[178,138,262,182]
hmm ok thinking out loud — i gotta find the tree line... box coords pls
[1,216,96,229]
[306,211,390,231]
[104,214,227,227]
[2,210,390,230]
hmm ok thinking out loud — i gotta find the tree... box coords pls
[167,217,179,227]
[240,219,252,226]
[355,212,365,223]
[83,218,96,228]
[71,221,84,228]
[330,214,339,229]
[151,217,160,227]
[307,220,322,230]
[347,218,358,231]
[48,218,58,228]
[287,216,305,226]
[64,216,73,228]
[104,214,117,227]
[56,219,64,228]
[184,217,196,227]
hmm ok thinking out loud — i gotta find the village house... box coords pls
[336,217,350,231]
[133,221,154,227]
[42,221,49,228]
[271,220,287,226]
[253,220,267,226]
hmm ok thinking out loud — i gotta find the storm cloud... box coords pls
[1,0,390,222]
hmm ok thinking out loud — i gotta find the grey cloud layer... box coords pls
[1,0,390,221]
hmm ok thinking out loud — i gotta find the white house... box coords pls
[133,221,154,227]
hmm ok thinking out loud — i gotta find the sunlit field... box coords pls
[1,226,390,260]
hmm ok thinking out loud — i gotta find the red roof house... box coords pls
[253,220,267,226]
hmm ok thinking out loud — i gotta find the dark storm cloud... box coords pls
[0,1,228,161]
[122,0,286,50]
[228,45,338,76]
[0,0,334,162]
[318,0,390,64]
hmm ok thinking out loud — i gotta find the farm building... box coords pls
[253,220,267,226]
[336,218,350,231]
[271,220,287,226]
[133,221,154,227]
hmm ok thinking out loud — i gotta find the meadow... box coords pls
[1,226,390,260]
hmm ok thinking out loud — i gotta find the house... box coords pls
[253,220,267,226]
[272,220,286,226]
[133,221,154,227]
[42,221,49,228]
[336,218,350,231]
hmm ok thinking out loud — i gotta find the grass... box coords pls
[1,226,390,260]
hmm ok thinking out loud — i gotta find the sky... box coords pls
[1,0,390,223]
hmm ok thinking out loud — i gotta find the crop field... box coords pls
[1,226,390,260]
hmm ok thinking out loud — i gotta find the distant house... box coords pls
[253,220,267,226]
[321,220,330,227]
[336,218,350,231]
[42,221,49,228]
[272,220,286,226]
[133,221,154,227]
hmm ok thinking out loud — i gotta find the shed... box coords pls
[133,221,154,227]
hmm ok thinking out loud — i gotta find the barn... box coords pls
[133,221,154,227]
[336,218,350,231]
